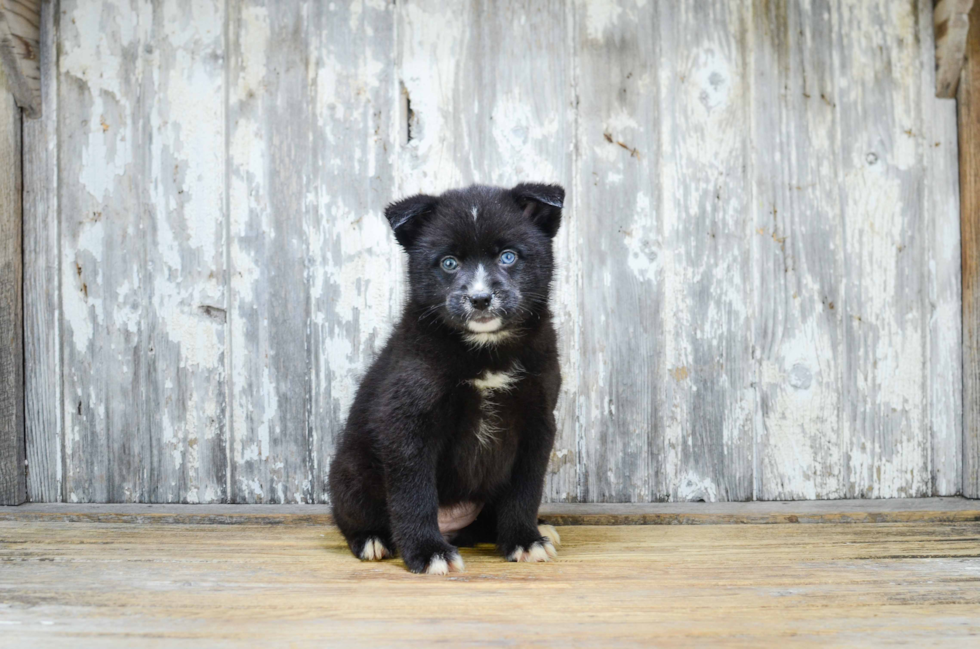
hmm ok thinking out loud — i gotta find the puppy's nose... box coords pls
[468,293,492,310]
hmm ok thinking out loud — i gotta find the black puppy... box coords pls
[328,183,564,574]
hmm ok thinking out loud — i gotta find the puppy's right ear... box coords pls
[512,183,565,238]
[384,194,439,248]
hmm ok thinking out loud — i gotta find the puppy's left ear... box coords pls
[385,193,439,248]
[512,183,565,238]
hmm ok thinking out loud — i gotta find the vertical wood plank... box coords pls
[227,0,314,503]
[568,0,663,502]
[547,2,580,503]
[0,61,26,505]
[919,0,963,496]
[23,0,60,501]
[57,0,228,503]
[961,0,980,499]
[659,1,755,502]
[308,0,397,503]
[58,0,149,502]
[142,0,227,503]
[750,0,844,500]
[835,0,929,498]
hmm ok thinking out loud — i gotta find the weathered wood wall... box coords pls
[23,0,963,503]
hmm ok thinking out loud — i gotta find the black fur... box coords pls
[328,183,564,573]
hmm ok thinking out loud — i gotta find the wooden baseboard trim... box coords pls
[539,497,980,525]
[0,497,977,526]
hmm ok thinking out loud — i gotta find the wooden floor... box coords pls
[2,516,980,646]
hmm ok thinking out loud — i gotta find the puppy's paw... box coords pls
[538,524,561,547]
[501,527,558,563]
[422,550,465,575]
[352,535,393,561]
[507,539,558,562]
[402,540,465,575]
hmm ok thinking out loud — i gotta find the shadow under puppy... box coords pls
[328,183,564,574]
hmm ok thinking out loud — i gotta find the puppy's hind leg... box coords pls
[329,452,395,561]
[351,532,395,561]
[340,501,396,561]
[336,494,395,561]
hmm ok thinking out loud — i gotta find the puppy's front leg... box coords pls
[382,436,464,575]
[496,414,558,562]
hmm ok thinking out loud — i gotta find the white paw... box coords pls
[508,540,558,562]
[358,537,391,561]
[424,552,465,575]
[538,524,561,546]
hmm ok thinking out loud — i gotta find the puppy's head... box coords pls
[385,183,564,340]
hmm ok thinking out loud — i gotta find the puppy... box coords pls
[328,183,565,574]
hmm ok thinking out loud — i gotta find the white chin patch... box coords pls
[466,317,502,333]
[463,330,512,348]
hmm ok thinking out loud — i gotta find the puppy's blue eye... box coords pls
[441,256,459,272]
[499,250,517,266]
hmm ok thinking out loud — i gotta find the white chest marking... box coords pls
[471,205,479,220]
[471,369,520,392]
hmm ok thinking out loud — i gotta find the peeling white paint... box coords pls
[490,93,560,183]
[623,192,660,282]
[583,0,623,41]
[61,3,136,202]
[676,471,719,503]
[397,1,468,193]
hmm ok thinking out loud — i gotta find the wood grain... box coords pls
[836,0,930,498]
[226,0,398,504]
[750,0,844,500]
[0,60,25,505]
[920,0,964,497]
[0,0,41,117]
[226,0,313,504]
[53,0,230,503]
[57,0,145,502]
[141,0,228,504]
[22,0,60,501]
[307,0,398,503]
[961,0,980,499]
[1,520,979,646]
[567,0,663,503]
[20,0,966,503]
[659,1,755,502]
